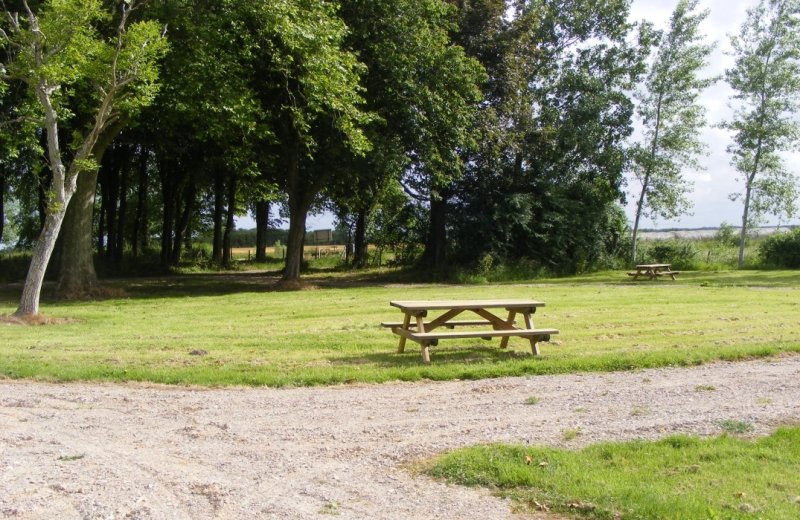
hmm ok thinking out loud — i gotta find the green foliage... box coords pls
[427,426,800,519]
[759,228,800,268]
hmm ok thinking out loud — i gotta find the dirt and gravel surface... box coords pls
[2,355,799,520]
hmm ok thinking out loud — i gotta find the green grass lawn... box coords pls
[425,426,800,519]
[0,269,798,386]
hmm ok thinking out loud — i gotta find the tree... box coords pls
[330,0,484,270]
[723,0,800,268]
[629,0,716,264]
[243,0,372,283]
[450,0,652,273]
[1,0,167,316]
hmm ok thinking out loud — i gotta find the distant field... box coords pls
[1,269,798,386]
[230,245,346,259]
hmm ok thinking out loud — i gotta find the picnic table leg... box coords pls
[522,311,540,355]
[396,312,412,353]
[416,315,431,364]
[499,310,517,349]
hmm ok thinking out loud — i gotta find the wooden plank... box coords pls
[425,308,464,331]
[396,312,411,353]
[390,300,545,312]
[409,329,559,340]
[381,320,513,328]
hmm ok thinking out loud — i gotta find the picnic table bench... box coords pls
[382,299,559,363]
[627,263,680,281]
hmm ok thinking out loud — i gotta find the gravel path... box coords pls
[2,355,799,519]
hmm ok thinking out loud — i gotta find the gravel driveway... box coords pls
[2,355,799,519]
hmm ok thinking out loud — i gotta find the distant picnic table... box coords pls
[627,263,680,281]
[382,299,559,363]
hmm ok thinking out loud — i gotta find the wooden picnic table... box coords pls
[382,299,559,363]
[627,263,680,281]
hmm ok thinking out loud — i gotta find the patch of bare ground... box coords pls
[271,279,320,291]
[0,314,77,326]
[1,356,799,519]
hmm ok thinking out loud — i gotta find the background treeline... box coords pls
[1,0,798,296]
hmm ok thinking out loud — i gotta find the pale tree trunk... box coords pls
[630,175,648,266]
[738,140,762,269]
[16,208,70,315]
[738,174,756,269]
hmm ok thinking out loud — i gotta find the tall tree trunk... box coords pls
[58,167,102,298]
[420,190,449,270]
[171,183,196,266]
[255,200,269,262]
[57,124,124,298]
[738,140,762,269]
[353,207,368,268]
[160,159,174,269]
[283,196,310,282]
[738,175,756,269]
[97,166,107,255]
[281,139,310,283]
[103,147,120,261]
[37,167,48,234]
[222,172,237,268]
[131,146,149,257]
[212,172,225,264]
[16,207,70,315]
[115,145,130,266]
[630,174,649,266]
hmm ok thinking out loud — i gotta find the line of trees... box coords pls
[1,0,799,317]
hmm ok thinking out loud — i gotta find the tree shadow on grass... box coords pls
[0,268,426,304]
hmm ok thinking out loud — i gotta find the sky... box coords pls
[242,0,799,232]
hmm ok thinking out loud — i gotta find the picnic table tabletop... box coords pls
[390,299,546,312]
[635,263,672,269]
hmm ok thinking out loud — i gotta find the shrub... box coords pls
[759,228,800,268]
[641,240,699,270]
[714,222,739,247]
[0,251,33,282]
